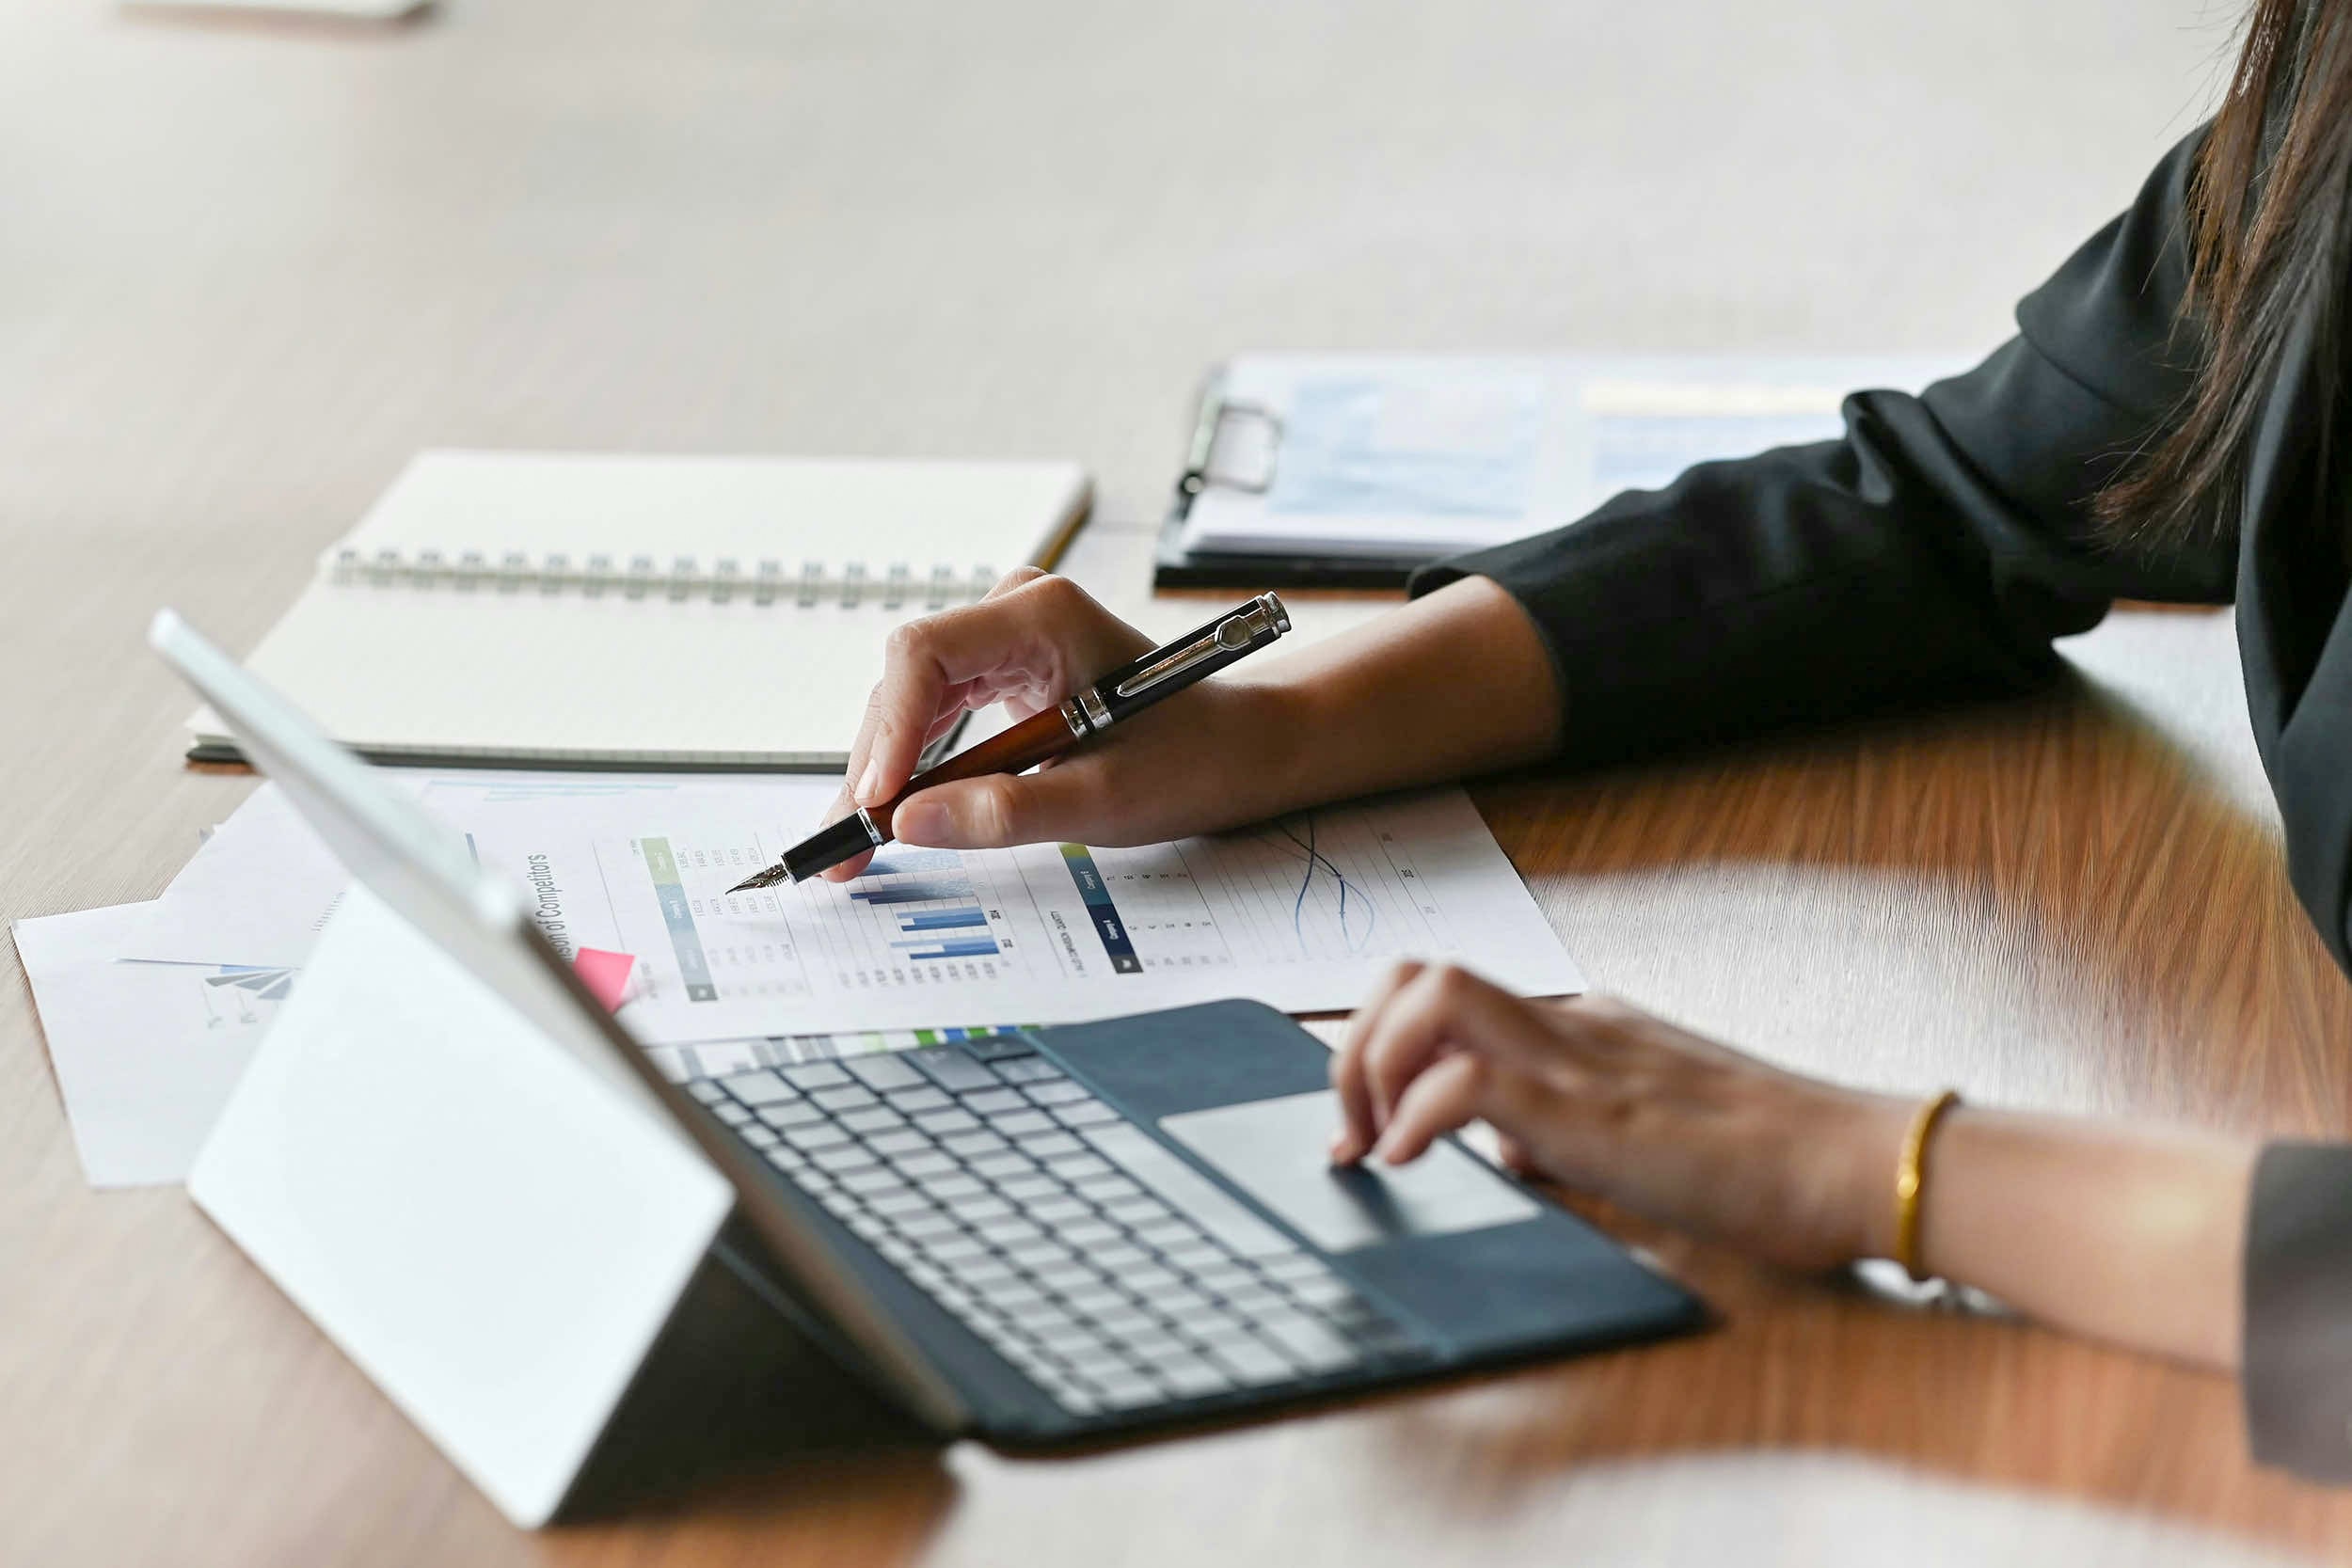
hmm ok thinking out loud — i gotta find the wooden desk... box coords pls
[8,1,2350,1562]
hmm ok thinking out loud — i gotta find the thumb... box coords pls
[891,766,1104,850]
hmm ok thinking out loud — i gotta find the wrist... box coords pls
[1836,1091,1921,1264]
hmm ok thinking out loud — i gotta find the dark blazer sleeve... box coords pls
[1409,129,2234,767]
[2245,1144,2352,1480]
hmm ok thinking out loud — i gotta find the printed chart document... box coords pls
[13,903,294,1187]
[130,773,1583,1042]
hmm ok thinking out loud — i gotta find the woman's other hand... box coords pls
[1328,963,1907,1272]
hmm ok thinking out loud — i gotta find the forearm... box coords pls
[1861,1102,2255,1368]
[1246,575,1561,812]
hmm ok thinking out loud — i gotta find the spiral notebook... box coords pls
[187,451,1092,768]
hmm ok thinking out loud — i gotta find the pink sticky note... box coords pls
[573,948,637,1011]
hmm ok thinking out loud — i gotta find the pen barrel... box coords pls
[866,705,1081,840]
[1092,591,1290,725]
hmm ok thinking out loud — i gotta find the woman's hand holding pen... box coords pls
[822,565,1565,879]
[818,568,1314,879]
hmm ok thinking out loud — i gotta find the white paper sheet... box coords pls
[13,903,294,1187]
[127,773,1582,1043]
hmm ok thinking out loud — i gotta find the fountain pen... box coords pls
[726,592,1293,892]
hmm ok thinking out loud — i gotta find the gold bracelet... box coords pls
[1894,1089,1963,1282]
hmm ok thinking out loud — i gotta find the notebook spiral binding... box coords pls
[326,548,1001,610]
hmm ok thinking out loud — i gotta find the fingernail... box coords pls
[1328,1132,1360,1166]
[854,760,883,806]
[895,798,947,845]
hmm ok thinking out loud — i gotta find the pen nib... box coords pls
[726,865,790,894]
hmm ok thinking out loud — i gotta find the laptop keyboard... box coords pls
[688,1039,1422,1417]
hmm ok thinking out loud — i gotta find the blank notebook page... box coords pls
[194,451,1091,768]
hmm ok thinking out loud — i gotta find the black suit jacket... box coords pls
[1414,127,2352,1479]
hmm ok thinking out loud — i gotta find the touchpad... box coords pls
[1161,1090,1540,1254]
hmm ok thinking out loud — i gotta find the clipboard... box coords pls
[1152,372,1429,590]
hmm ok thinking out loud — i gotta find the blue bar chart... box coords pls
[850,872,1003,962]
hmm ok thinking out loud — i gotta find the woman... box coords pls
[830,1,2352,1477]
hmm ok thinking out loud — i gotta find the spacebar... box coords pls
[1083,1123,1295,1259]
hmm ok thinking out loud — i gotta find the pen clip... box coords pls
[1113,598,1281,700]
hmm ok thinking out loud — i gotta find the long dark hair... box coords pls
[2101,0,2352,546]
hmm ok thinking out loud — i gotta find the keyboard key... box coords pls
[1062,1284,1129,1319]
[1122,1329,1193,1363]
[1161,1237,1227,1270]
[1285,1276,1358,1312]
[782,1121,851,1151]
[782,1062,855,1091]
[993,1056,1064,1085]
[963,1087,1028,1117]
[1259,1252,1327,1282]
[686,1078,729,1104]
[838,1106,907,1136]
[868,1130,930,1158]
[1023,1079,1091,1107]
[1208,1338,1295,1386]
[1073,1175,1143,1203]
[898,1212,962,1245]
[952,1200,1016,1231]
[1258,1313,1357,1374]
[1135,1218,1201,1251]
[1156,1357,1235,1400]
[870,1190,937,1221]
[885,1085,954,1115]
[1090,1305,1161,1339]
[925,1234,990,1267]
[812,1085,879,1113]
[1156,1285,1217,1320]
[908,1048,999,1094]
[944,1130,1009,1160]
[713,1101,754,1126]
[1030,1196,1091,1226]
[916,1172,987,1202]
[738,1123,781,1148]
[811,1142,882,1175]
[1124,1265,1182,1295]
[1195,1260,1260,1295]
[1049,1154,1115,1182]
[892,1151,959,1180]
[758,1101,827,1130]
[959,1257,1019,1289]
[1031,1259,1099,1291]
[1008,1239,1076,1272]
[840,1166,908,1196]
[1058,1219,1122,1250]
[997,1173,1062,1202]
[720,1069,798,1105]
[990,1110,1057,1138]
[914,1108,982,1137]
[1092,1373,1165,1411]
[978,1278,1048,1313]
[1105,1196,1175,1229]
[1018,1132,1088,1160]
[961,1033,1039,1063]
[1054,1101,1121,1130]
[969,1151,1034,1180]
[977,1218,1045,1248]
[794,1168,838,1195]
[844,1053,927,1092]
